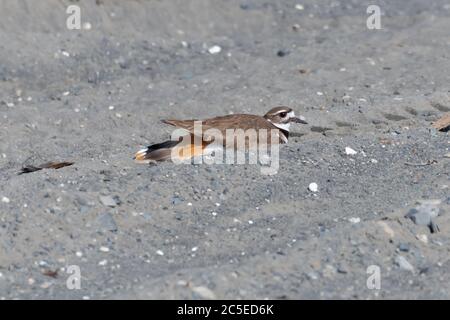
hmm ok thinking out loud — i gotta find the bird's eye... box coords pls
[279,112,287,117]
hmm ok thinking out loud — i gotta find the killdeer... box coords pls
[134,106,307,163]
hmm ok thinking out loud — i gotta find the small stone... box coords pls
[99,195,117,207]
[295,4,305,10]
[191,286,216,300]
[398,243,410,252]
[348,217,361,224]
[306,271,319,280]
[416,234,428,243]
[1,197,10,203]
[394,255,414,272]
[444,153,450,158]
[156,250,164,256]
[96,212,118,232]
[99,246,110,252]
[75,251,83,258]
[345,147,357,155]
[277,50,289,57]
[208,45,222,54]
[370,159,378,164]
[406,208,431,226]
[98,260,108,266]
[171,196,183,205]
[308,182,318,192]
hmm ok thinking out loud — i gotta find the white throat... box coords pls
[270,121,290,132]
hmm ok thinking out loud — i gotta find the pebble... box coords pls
[208,45,222,54]
[191,286,217,300]
[345,147,357,155]
[276,50,289,57]
[406,208,432,226]
[171,196,183,205]
[98,260,108,266]
[99,246,110,252]
[308,182,318,192]
[398,243,410,252]
[96,212,118,232]
[1,197,10,203]
[156,250,164,256]
[444,153,450,158]
[405,200,441,233]
[348,217,361,224]
[99,195,117,207]
[416,234,428,244]
[395,255,414,272]
[295,4,305,10]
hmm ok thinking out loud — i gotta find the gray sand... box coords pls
[0,0,450,299]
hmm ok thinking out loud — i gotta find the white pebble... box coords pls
[208,45,222,54]
[295,4,305,10]
[308,183,318,192]
[99,246,110,252]
[349,217,361,224]
[416,234,428,244]
[98,260,108,266]
[345,147,357,155]
[1,197,10,203]
[191,247,198,252]
[156,250,164,256]
[75,251,83,257]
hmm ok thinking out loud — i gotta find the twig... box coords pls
[404,160,437,167]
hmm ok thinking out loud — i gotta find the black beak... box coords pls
[291,116,308,124]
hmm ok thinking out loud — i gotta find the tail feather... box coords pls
[134,138,209,163]
[134,140,185,162]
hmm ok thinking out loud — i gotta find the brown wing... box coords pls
[162,114,278,137]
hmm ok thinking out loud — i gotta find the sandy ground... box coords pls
[0,0,450,299]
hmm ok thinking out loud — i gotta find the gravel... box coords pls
[1,0,450,300]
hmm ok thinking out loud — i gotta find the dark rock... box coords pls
[277,50,289,57]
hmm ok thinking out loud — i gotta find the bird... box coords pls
[134,106,307,163]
